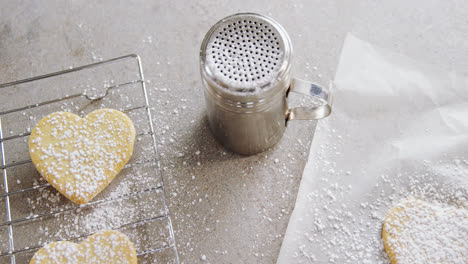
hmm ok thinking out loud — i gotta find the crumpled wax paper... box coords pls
[277,34,468,264]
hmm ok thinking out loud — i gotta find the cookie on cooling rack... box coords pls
[382,198,468,264]
[28,109,136,204]
[29,230,137,264]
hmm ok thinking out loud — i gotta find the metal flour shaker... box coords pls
[200,13,332,155]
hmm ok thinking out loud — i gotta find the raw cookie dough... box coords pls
[29,109,135,204]
[382,198,468,264]
[29,230,137,264]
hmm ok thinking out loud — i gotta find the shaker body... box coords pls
[200,13,332,155]
[200,13,293,155]
[203,82,289,155]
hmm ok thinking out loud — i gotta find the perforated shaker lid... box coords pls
[200,13,292,95]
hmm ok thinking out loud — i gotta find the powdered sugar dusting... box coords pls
[1,56,178,262]
[30,230,137,264]
[279,119,468,263]
[28,109,136,204]
[2,104,175,261]
[383,198,468,263]
[283,162,468,263]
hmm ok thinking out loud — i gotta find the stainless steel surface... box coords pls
[0,119,14,263]
[200,13,331,155]
[1,1,467,263]
[286,78,332,120]
[0,55,179,263]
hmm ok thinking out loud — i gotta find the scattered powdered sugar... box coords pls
[285,164,468,263]
[280,120,468,263]
[16,105,173,261]
[147,79,313,262]
[1,55,179,262]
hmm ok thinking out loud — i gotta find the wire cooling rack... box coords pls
[0,55,179,263]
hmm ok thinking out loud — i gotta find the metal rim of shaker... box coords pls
[200,13,293,103]
[202,75,290,113]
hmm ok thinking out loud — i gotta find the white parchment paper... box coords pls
[277,34,468,263]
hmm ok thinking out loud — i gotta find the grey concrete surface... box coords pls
[1,1,467,263]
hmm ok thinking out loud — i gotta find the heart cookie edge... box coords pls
[382,198,417,264]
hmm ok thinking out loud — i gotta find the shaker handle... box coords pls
[286,78,332,121]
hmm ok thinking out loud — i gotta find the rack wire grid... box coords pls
[0,54,179,263]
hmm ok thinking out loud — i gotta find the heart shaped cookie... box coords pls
[382,198,468,264]
[29,230,137,264]
[29,109,135,204]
